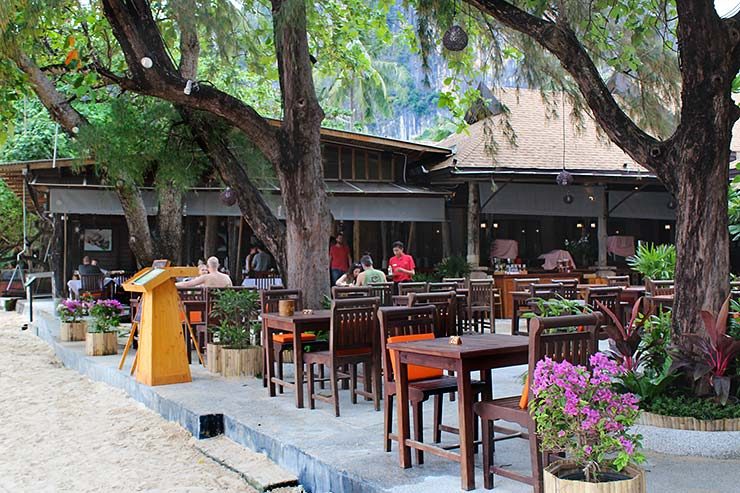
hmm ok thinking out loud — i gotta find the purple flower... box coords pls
[619,436,635,455]
[583,445,593,455]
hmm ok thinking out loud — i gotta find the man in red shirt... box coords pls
[329,233,352,285]
[388,241,415,284]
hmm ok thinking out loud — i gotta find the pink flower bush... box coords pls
[531,354,644,482]
[57,299,85,323]
[88,299,125,333]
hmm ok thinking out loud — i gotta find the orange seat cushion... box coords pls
[189,311,202,324]
[519,375,530,409]
[388,333,444,382]
[272,333,318,344]
[335,346,372,357]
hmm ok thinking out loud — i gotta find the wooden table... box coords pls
[620,286,646,305]
[262,310,331,408]
[387,334,529,490]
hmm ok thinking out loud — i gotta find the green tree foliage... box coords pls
[0,180,29,264]
[0,99,75,162]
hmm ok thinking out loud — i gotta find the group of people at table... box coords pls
[329,233,416,288]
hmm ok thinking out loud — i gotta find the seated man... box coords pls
[356,255,387,286]
[175,256,233,289]
[78,255,103,275]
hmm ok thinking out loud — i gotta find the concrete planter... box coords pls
[544,460,645,493]
[85,331,118,356]
[221,346,263,378]
[637,410,740,432]
[60,321,87,342]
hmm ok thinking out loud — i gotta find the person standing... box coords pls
[356,256,387,286]
[388,241,415,286]
[251,244,272,272]
[329,232,352,286]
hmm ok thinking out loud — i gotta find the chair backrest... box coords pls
[368,282,394,306]
[252,270,279,290]
[377,305,436,383]
[529,283,563,299]
[585,287,621,324]
[428,282,458,293]
[650,280,675,296]
[398,282,429,295]
[80,273,105,293]
[331,286,371,299]
[552,279,579,300]
[408,291,457,337]
[442,277,466,290]
[392,295,410,306]
[513,278,540,291]
[330,297,380,355]
[606,275,630,287]
[468,279,494,307]
[259,288,303,314]
[528,313,601,376]
[178,287,205,301]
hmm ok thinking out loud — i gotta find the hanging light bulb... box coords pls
[141,57,153,69]
[563,193,574,204]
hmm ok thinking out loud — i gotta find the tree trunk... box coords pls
[155,184,184,264]
[114,182,154,267]
[50,214,64,299]
[204,216,218,259]
[467,182,480,267]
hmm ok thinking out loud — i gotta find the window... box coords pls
[367,152,380,180]
[354,150,368,180]
[323,145,339,179]
[340,148,353,180]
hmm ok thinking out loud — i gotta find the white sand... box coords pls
[0,311,252,492]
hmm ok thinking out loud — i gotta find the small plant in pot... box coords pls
[209,288,263,377]
[531,354,646,491]
[626,242,675,291]
[57,299,87,341]
[86,299,123,356]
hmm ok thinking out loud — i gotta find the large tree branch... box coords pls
[99,0,280,164]
[467,1,671,183]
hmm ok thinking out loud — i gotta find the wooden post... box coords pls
[227,217,239,282]
[598,186,608,267]
[380,221,388,268]
[51,214,64,299]
[204,216,218,259]
[236,217,244,277]
[353,220,361,262]
[467,182,481,267]
[406,222,416,253]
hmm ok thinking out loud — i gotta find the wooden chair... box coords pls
[398,282,428,296]
[552,279,579,300]
[468,279,495,333]
[585,286,622,337]
[79,273,106,298]
[513,278,541,291]
[474,313,601,492]
[407,291,457,337]
[368,282,394,306]
[529,283,563,299]
[392,295,410,306]
[378,305,484,464]
[511,279,540,335]
[442,277,466,290]
[304,297,381,417]
[331,286,371,299]
[650,280,675,296]
[606,275,630,287]
[428,282,458,293]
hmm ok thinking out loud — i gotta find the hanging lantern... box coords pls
[556,169,574,186]
[563,193,574,204]
[220,187,237,206]
[443,25,468,51]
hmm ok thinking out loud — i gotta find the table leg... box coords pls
[264,322,276,397]
[394,351,411,469]
[293,326,305,409]
[456,361,475,491]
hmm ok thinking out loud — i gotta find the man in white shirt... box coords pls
[176,256,233,288]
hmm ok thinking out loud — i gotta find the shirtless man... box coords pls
[175,256,233,288]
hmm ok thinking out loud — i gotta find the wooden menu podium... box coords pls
[122,265,199,386]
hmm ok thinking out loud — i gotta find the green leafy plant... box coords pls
[626,242,676,280]
[434,255,472,279]
[564,235,597,267]
[412,272,439,283]
[640,309,673,373]
[209,289,260,349]
[523,296,591,333]
[645,394,740,420]
[88,299,124,333]
[728,298,740,340]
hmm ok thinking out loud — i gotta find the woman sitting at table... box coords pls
[335,263,362,286]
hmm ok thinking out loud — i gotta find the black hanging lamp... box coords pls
[556,90,574,191]
[443,2,468,51]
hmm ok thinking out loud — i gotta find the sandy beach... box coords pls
[0,311,252,493]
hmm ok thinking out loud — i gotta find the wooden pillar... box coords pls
[51,214,64,299]
[380,221,388,268]
[442,220,451,258]
[227,217,239,282]
[406,222,416,254]
[204,216,218,259]
[353,220,361,262]
[467,182,480,267]
[598,186,608,268]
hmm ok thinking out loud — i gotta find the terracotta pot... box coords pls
[278,299,295,317]
[544,460,645,493]
[220,346,263,378]
[60,321,87,342]
[85,331,118,356]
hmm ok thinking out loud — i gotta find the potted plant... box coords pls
[435,255,472,279]
[209,288,262,377]
[626,242,675,291]
[531,353,646,492]
[85,299,123,356]
[57,299,88,341]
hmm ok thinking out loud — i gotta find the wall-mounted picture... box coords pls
[83,229,112,252]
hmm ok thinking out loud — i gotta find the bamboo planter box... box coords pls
[220,346,263,378]
[206,343,223,374]
[60,321,87,342]
[85,331,118,356]
[637,410,740,431]
[544,460,645,493]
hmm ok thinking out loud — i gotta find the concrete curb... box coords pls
[634,424,740,459]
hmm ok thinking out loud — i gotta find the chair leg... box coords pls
[350,363,358,405]
[372,361,381,412]
[411,401,424,465]
[277,350,284,394]
[363,361,372,401]
[307,362,315,410]
[330,365,340,417]
[531,429,544,493]
[384,393,393,452]
[481,418,493,490]
[318,364,326,390]
[433,394,442,443]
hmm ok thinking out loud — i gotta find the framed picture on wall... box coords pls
[83,229,113,252]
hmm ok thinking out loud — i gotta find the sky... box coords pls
[716,0,740,17]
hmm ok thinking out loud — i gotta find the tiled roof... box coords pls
[435,88,740,174]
